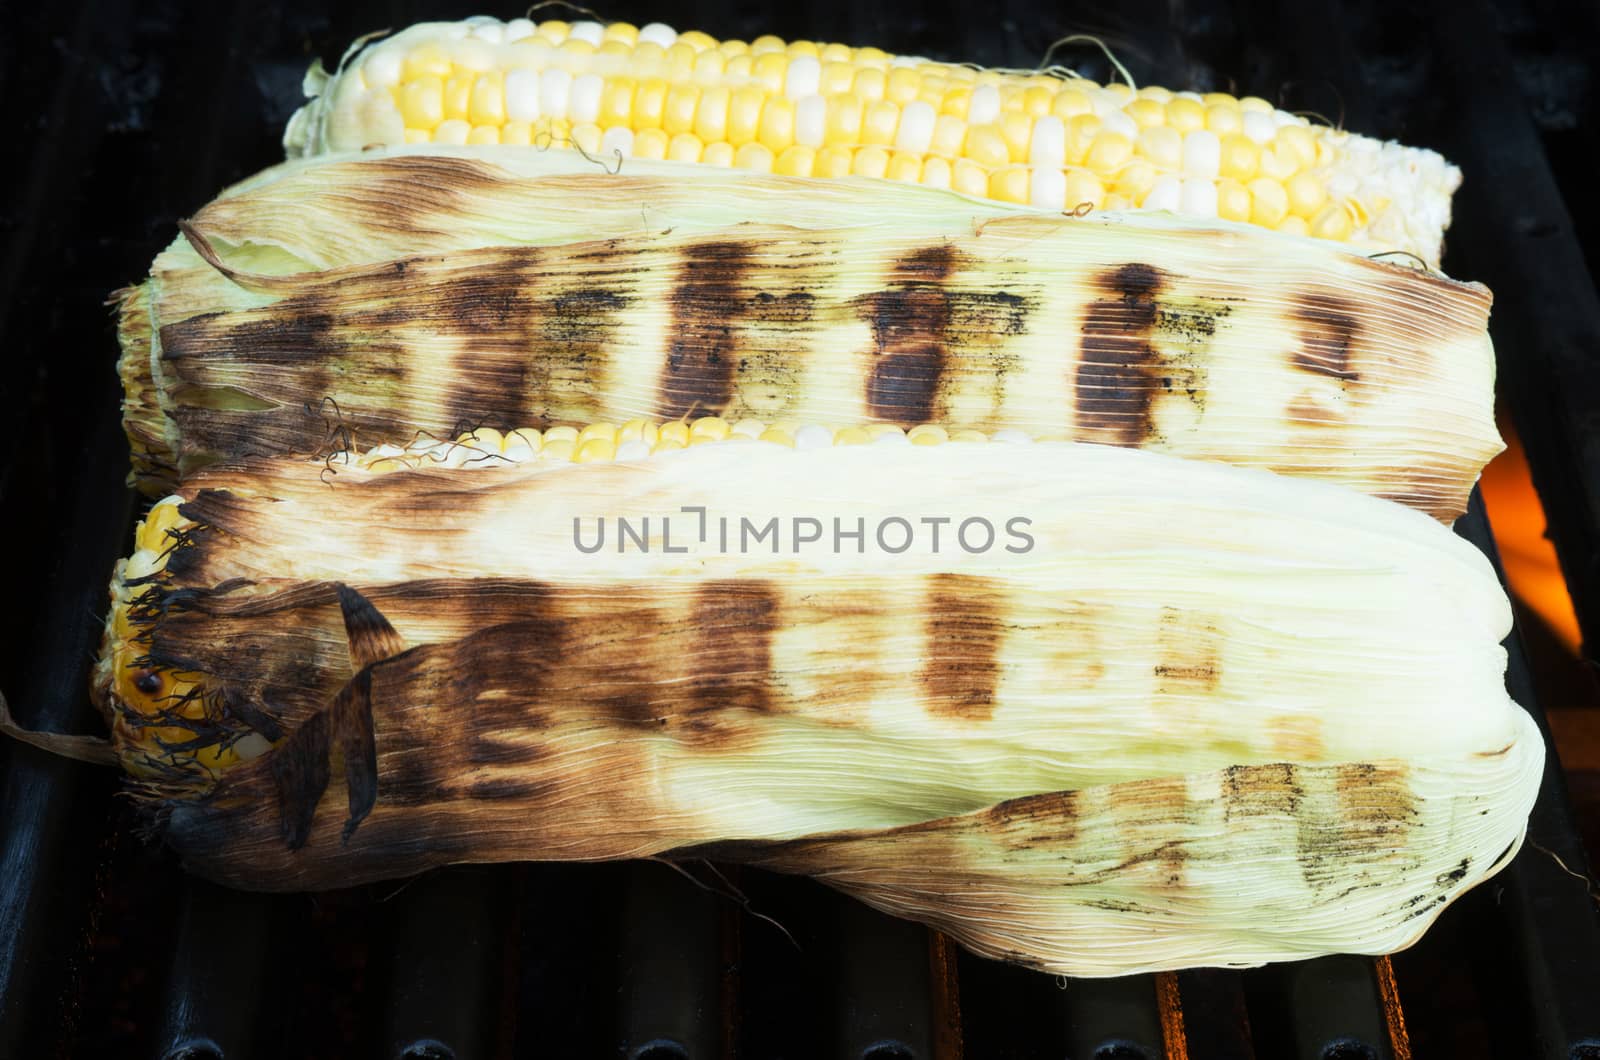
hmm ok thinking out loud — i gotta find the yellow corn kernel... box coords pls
[854,66,887,101]
[575,438,616,462]
[728,85,766,144]
[692,48,726,82]
[774,144,816,176]
[535,20,570,42]
[662,42,696,80]
[820,61,856,95]
[402,76,445,129]
[852,144,891,179]
[602,21,638,44]
[758,96,797,152]
[814,144,854,177]
[819,42,852,62]
[1114,158,1158,200]
[663,83,700,135]
[920,156,952,189]
[1101,82,1134,102]
[750,34,785,54]
[787,39,820,58]
[618,419,656,446]
[1063,168,1105,211]
[1165,97,1205,133]
[1217,178,1252,222]
[999,110,1033,161]
[1276,124,1318,169]
[964,125,1009,168]
[403,128,430,143]
[502,120,533,145]
[1218,133,1260,180]
[633,78,668,128]
[863,99,900,145]
[834,426,871,445]
[467,124,500,144]
[599,76,637,125]
[402,43,453,80]
[718,38,749,58]
[1286,171,1327,218]
[886,151,922,182]
[1051,87,1093,120]
[443,75,472,121]
[690,416,731,440]
[1102,192,1132,211]
[1125,98,1166,128]
[951,158,988,197]
[989,166,1030,204]
[1086,131,1134,174]
[735,141,775,171]
[825,94,865,144]
[907,424,948,445]
[759,427,796,447]
[657,421,691,445]
[1258,144,1301,181]
[468,75,505,125]
[1204,102,1241,135]
[942,86,972,118]
[1138,125,1183,170]
[1310,203,1355,241]
[1277,215,1310,236]
[434,119,470,145]
[1249,178,1291,226]
[701,141,736,166]
[886,66,921,104]
[667,132,704,162]
[1064,113,1102,166]
[576,422,617,446]
[571,122,602,155]
[651,437,686,454]
[949,428,988,442]
[561,37,596,59]
[693,85,730,142]
[633,127,671,160]
[678,30,717,50]
[1136,85,1173,102]
[752,51,789,92]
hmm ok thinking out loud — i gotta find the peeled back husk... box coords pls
[117,146,1500,521]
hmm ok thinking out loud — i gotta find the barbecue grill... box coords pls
[2,0,1597,1056]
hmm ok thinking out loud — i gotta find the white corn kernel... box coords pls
[1179,178,1219,217]
[968,84,1001,125]
[785,55,821,98]
[505,69,540,122]
[1144,175,1182,212]
[568,20,604,46]
[794,424,834,449]
[539,68,572,116]
[795,94,826,147]
[1182,129,1221,179]
[1029,166,1067,211]
[1028,115,1065,168]
[637,22,678,48]
[570,73,603,122]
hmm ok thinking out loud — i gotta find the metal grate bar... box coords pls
[617,861,727,1058]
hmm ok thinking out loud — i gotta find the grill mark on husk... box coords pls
[1075,263,1167,445]
[1292,293,1363,382]
[920,572,1004,721]
[660,241,754,418]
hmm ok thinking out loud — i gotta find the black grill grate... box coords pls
[1,1,1597,1057]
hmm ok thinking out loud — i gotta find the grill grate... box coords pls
[1,1,1597,1057]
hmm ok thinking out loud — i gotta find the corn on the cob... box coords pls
[284,17,1460,264]
[94,438,1537,966]
[119,148,1498,520]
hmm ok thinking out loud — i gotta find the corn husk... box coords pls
[92,440,1539,976]
[117,146,1499,521]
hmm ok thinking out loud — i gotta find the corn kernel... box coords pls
[758,96,797,151]
[887,66,921,104]
[467,124,500,144]
[852,144,891,179]
[602,21,638,44]
[1276,124,1318,169]
[1286,171,1327,218]
[468,75,505,125]
[576,422,617,446]
[599,76,636,125]
[571,122,601,154]
[657,421,691,445]
[1239,95,1273,113]
[443,75,472,121]
[1205,103,1241,136]
[663,83,700,135]
[734,141,775,171]
[402,76,445,129]
[1063,168,1105,211]
[1310,203,1354,241]
[989,166,1031,204]
[662,41,695,80]
[1277,215,1310,236]
[633,127,670,160]
[834,426,871,445]
[1051,87,1094,120]
[1258,144,1300,181]
[1065,113,1102,166]
[403,128,430,143]
[752,50,789,93]
[751,34,785,54]
[667,132,704,162]
[1136,85,1173,103]
[692,48,726,82]
[886,151,922,183]
[728,85,766,144]
[949,428,988,442]
[731,418,768,438]
[575,438,615,463]
[561,37,596,59]
[942,86,972,118]
[502,120,533,145]
[854,66,887,101]
[618,419,655,446]
[1165,97,1205,133]
[1218,133,1260,180]
[678,30,717,50]
[1114,158,1158,200]
[951,158,988,197]
[690,416,731,440]
[1086,131,1134,173]
[999,110,1033,161]
[434,118,470,145]
[863,99,900,145]
[1125,98,1166,128]
[402,43,453,80]
[651,437,686,454]
[701,141,735,167]
[689,85,729,142]
[908,424,948,445]
[787,39,820,58]
[1249,178,1291,226]
[1217,178,1251,222]
[930,113,967,157]
[540,438,577,462]
[920,156,952,189]
[964,125,1009,168]
[1135,126,1183,174]
[814,144,854,177]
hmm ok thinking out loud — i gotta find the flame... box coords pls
[1480,416,1581,656]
